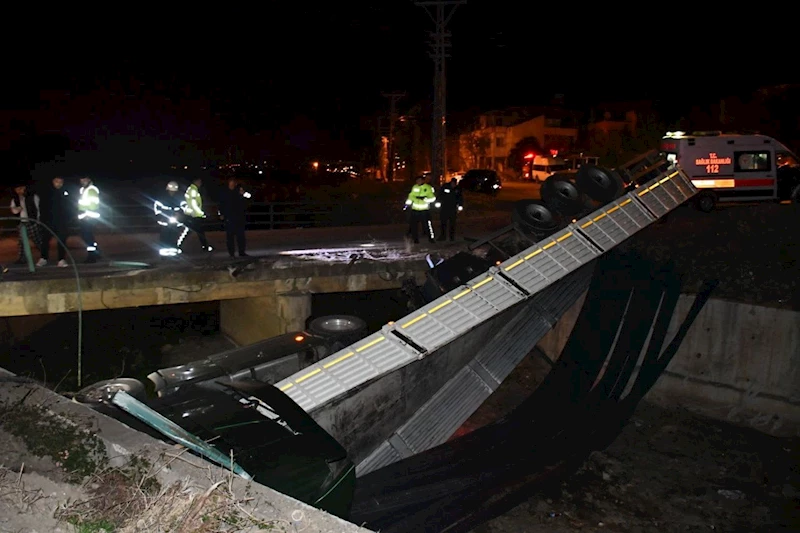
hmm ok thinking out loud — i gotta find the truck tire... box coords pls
[791,184,800,203]
[694,192,716,212]
[541,173,588,217]
[576,166,624,204]
[309,315,367,339]
[512,200,559,238]
[74,378,147,405]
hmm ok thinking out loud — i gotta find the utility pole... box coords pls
[415,0,466,187]
[382,92,405,182]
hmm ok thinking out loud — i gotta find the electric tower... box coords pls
[415,0,466,186]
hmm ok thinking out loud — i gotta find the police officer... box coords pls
[76,176,101,263]
[436,177,464,242]
[180,177,213,252]
[41,176,71,267]
[219,178,251,258]
[154,181,187,258]
[405,174,437,244]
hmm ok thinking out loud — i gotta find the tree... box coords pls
[589,113,666,168]
[507,136,543,172]
[461,131,490,169]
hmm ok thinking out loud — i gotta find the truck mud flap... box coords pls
[349,250,716,533]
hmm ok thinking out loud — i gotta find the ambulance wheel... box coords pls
[512,200,559,238]
[576,165,624,203]
[695,192,716,212]
[541,173,588,217]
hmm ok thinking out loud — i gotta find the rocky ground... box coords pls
[626,202,799,310]
[462,352,800,533]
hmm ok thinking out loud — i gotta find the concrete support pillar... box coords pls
[219,292,312,346]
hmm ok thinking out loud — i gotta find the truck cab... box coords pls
[661,131,800,211]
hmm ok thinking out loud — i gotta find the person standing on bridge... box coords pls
[77,176,101,263]
[9,181,45,266]
[154,181,187,258]
[41,176,71,267]
[180,177,213,253]
[405,174,437,244]
[435,177,463,242]
[218,178,251,258]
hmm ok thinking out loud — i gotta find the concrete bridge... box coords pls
[0,217,514,344]
[0,253,434,346]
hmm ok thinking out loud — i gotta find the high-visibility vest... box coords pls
[405,184,436,211]
[154,194,187,227]
[184,183,204,217]
[78,184,100,220]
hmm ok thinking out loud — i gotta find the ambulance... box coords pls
[660,131,800,211]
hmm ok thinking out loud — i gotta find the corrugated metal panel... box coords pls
[532,266,593,323]
[356,441,404,476]
[356,274,593,476]
[278,332,420,410]
[500,228,598,294]
[635,170,693,216]
[397,366,493,453]
[476,311,553,385]
[398,272,525,352]
[576,195,654,251]
[275,166,697,416]
[671,168,696,197]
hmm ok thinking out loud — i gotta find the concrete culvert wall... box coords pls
[538,294,800,437]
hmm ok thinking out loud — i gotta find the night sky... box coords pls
[2,3,799,155]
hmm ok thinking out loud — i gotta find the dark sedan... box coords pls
[459,169,502,195]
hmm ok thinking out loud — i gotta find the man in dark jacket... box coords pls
[41,176,72,267]
[218,179,251,258]
[436,177,464,242]
[9,181,45,265]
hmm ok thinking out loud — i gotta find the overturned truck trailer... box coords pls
[76,152,700,529]
[274,152,698,469]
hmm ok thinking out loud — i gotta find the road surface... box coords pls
[0,212,514,280]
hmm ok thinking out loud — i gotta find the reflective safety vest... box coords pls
[184,183,204,217]
[78,184,100,220]
[154,195,187,227]
[405,183,436,211]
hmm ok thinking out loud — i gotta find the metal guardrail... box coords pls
[0,200,408,236]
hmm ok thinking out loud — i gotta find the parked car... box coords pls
[459,169,502,195]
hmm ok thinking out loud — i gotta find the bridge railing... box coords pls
[0,200,410,236]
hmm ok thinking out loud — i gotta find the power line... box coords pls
[415,0,466,187]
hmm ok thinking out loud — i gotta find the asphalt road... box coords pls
[0,180,541,280]
[0,211,514,280]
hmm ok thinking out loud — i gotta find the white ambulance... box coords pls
[660,131,800,211]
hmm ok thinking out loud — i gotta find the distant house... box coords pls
[587,101,655,139]
[457,106,580,173]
